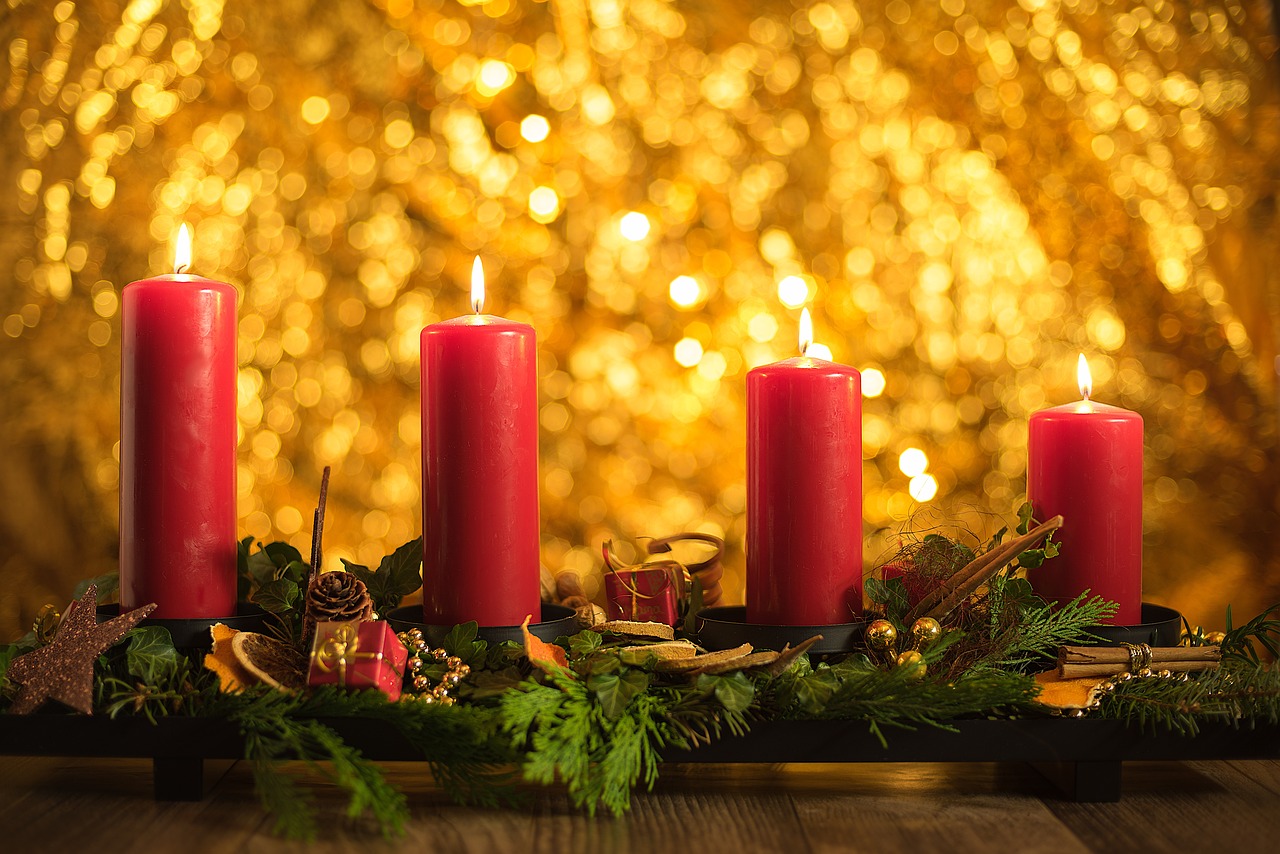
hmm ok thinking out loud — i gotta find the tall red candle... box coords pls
[120,225,237,618]
[747,309,863,625]
[420,258,540,627]
[1027,355,1143,624]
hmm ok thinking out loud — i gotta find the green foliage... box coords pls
[699,671,755,713]
[342,536,424,617]
[501,669,668,816]
[123,626,180,685]
[1220,603,1280,665]
[1099,660,1280,736]
[983,588,1115,670]
[240,538,309,646]
[73,572,119,604]
[865,576,910,626]
[91,625,209,722]
[230,688,408,840]
[1008,502,1061,570]
[770,655,1041,746]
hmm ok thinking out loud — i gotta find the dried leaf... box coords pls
[522,614,569,673]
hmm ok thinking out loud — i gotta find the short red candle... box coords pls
[1027,356,1143,624]
[420,259,540,627]
[119,226,237,618]
[747,310,863,625]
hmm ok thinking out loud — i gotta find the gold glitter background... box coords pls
[2,0,1278,639]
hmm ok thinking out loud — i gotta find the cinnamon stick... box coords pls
[908,516,1063,622]
[1057,644,1220,679]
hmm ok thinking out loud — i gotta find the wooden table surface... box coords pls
[3,756,1279,852]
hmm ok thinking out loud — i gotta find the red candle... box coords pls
[420,258,540,627]
[1027,355,1143,624]
[747,309,863,625]
[120,225,237,618]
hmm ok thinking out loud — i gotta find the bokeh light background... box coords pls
[2,0,1278,637]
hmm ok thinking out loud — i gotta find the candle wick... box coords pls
[174,262,189,275]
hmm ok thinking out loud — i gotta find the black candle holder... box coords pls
[1079,602,1183,647]
[695,605,866,656]
[96,602,269,651]
[385,603,577,645]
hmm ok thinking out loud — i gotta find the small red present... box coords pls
[307,621,407,701]
[604,565,683,625]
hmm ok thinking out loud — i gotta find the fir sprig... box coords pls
[1098,661,1280,736]
[218,687,409,840]
[768,655,1040,745]
[980,584,1116,670]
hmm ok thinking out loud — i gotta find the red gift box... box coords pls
[604,565,682,625]
[307,621,407,701]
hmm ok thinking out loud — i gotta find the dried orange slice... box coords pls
[232,631,308,691]
[204,623,254,693]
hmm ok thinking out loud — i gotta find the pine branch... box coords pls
[982,592,1117,670]
[1098,661,1280,736]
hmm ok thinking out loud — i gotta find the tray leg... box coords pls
[153,756,205,801]
[1029,760,1122,802]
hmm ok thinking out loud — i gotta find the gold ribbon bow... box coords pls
[312,623,379,687]
[602,540,690,620]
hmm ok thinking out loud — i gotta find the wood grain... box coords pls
[3,756,1279,853]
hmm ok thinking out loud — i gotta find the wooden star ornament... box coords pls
[6,585,156,715]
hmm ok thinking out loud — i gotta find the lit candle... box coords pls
[747,308,863,625]
[420,257,540,627]
[1027,354,1143,624]
[120,224,238,618]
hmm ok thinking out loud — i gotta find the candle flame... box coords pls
[173,223,192,275]
[470,255,485,314]
[798,307,813,356]
[1077,353,1093,401]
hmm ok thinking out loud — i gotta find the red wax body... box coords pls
[1027,400,1143,624]
[747,357,863,625]
[120,274,238,618]
[421,315,540,627]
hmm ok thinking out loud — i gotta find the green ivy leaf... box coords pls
[864,576,909,624]
[378,536,424,594]
[247,546,279,587]
[442,621,492,667]
[344,538,423,616]
[793,671,837,714]
[484,640,524,670]
[282,560,309,586]
[589,668,649,719]
[1017,549,1047,569]
[264,542,303,569]
[709,672,755,712]
[254,579,301,613]
[568,630,603,659]
[73,572,119,604]
[1016,502,1035,535]
[124,626,179,683]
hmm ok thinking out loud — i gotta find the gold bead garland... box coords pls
[396,628,471,706]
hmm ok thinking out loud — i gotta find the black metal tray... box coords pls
[2,714,1275,805]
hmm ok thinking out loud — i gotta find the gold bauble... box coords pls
[910,617,942,650]
[1204,631,1226,645]
[866,619,898,652]
[895,650,926,680]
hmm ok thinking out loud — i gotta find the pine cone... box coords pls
[304,571,374,639]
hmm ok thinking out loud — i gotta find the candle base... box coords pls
[385,603,577,646]
[1079,603,1183,648]
[95,602,269,651]
[697,605,866,656]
